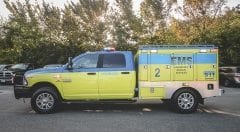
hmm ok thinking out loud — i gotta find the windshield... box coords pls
[10,64,28,70]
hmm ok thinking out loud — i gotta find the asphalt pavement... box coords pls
[0,85,240,132]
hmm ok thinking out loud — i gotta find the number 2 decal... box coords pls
[155,68,160,77]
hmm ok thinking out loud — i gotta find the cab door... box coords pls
[61,53,99,100]
[98,53,134,99]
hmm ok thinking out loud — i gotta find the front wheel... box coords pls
[31,87,60,114]
[171,88,199,114]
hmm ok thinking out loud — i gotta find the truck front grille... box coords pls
[0,71,13,79]
[14,75,24,85]
[0,72,4,79]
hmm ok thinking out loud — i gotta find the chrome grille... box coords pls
[5,73,12,78]
[0,72,3,79]
[0,71,13,79]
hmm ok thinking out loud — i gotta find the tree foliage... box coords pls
[0,0,239,66]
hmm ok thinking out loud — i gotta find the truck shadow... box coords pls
[59,102,172,114]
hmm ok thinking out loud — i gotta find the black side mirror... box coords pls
[67,57,73,69]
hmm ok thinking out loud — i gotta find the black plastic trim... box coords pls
[14,85,32,99]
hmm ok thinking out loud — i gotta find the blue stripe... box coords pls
[139,54,171,64]
[194,54,217,64]
[139,54,148,64]
[150,54,171,64]
[139,54,217,64]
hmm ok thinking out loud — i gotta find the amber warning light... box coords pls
[210,49,218,52]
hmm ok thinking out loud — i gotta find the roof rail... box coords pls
[139,44,217,49]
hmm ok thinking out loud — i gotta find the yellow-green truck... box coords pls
[14,45,222,114]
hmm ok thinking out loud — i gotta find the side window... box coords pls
[225,68,233,73]
[73,54,99,69]
[102,54,126,68]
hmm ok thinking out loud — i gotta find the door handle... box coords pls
[87,72,96,75]
[121,72,130,74]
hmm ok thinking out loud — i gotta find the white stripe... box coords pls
[200,106,240,117]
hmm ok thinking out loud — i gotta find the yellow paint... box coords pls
[26,71,136,100]
[98,71,136,99]
[60,72,99,100]
[139,87,165,99]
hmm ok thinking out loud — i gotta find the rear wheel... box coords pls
[31,87,60,114]
[171,88,199,114]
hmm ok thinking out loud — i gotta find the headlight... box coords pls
[11,74,16,84]
[25,73,34,78]
[23,76,28,86]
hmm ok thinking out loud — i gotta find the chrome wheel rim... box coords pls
[177,93,194,110]
[36,93,54,110]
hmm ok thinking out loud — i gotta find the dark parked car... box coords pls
[0,64,12,71]
[0,64,13,84]
[2,63,34,85]
[219,66,240,87]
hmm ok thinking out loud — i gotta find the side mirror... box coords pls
[3,68,7,71]
[67,57,73,69]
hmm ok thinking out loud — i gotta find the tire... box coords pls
[31,87,60,114]
[171,88,199,114]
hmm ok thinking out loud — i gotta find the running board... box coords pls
[62,99,137,104]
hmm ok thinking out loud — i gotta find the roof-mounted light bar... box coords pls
[103,47,115,51]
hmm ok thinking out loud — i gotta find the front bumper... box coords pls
[0,79,13,83]
[14,85,32,99]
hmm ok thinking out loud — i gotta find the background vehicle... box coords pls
[43,64,62,69]
[0,64,12,71]
[219,66,240,87]
[10,63,34,85]
[14,45,222,114]
[0,64,13,84]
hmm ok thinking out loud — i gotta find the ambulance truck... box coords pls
[14,45,222,114]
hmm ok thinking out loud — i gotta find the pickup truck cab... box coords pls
[14,45,222,114]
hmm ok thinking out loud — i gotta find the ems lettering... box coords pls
[171,56,192,65]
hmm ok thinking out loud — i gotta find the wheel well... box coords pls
[171,87,204,104]
[31,82,62,100]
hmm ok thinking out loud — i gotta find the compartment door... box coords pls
[138,53,149,81]
[172,54,194,81]
[196,53,217,81]
[150,53,171,81]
